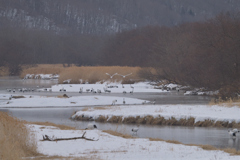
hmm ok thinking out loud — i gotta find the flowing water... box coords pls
[0,76,239,150]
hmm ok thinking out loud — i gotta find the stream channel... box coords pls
[0,76,239,150]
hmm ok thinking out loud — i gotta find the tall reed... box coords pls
[0,112,39,159]
[58,66,141,84]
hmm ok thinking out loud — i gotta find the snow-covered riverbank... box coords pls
[0,94,147,108]
[72,103,240,127]
[29,124,240,160]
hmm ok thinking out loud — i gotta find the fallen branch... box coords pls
[41,131,98,141]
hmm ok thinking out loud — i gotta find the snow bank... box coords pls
[72,104,240,125]
[30,124,240,160]
[50,82,167,93]
[0,94,147,107]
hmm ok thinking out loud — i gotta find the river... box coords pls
[0,76,239,150]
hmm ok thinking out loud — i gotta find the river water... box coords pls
[0,76,239,150]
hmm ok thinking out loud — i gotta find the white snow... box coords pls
[29,124,240,160]
[2,81,240,159]
[0,94,147,107]
[72,104,240,124]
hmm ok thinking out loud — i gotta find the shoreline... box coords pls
[71,104,240,129]
[72,114,240,128]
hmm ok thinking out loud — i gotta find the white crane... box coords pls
[85,123,97,130]
[106,73,118,79]
[117,73,132,78]
[132,125,140,135]
[228,128,240,138]
[112,99,117,105]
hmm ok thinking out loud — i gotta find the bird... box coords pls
[97,89,101,93]
[130,88,134,94]
[106,73,118,79]
[130,84,134,89]
[132,125,139,135]
[79,87,83,93]
[151,99,156,105]
[104,87,111,93]
[112,100,117,105]
[123,98,126,105]
[60,88,66,92]
[85,123,97,130]
[228,128,240,138]
[6,89,12,92]
[117,73,132,78]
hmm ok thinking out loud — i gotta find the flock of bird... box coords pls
[105,73,132,79]
[85,123,140,135]
[85,123,240,139]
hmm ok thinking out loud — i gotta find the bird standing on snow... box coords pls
[85,123,97,130]
[112,100,117,105]
[228,128,240,138]
[123,98,126,105]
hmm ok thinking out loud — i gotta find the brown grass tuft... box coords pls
[194,119,214,127]
[12,95,25,99]
[0,66,9,76]
[122,116,138,124]
[103,130,133,139]
[96,115,108,122]
[0,112,40,159]
[209,98,240,108]
[108,116,123,123]
[199,145,217,151]
[149,138,164,141]
[222,148,240,155]
[20,64,64,78]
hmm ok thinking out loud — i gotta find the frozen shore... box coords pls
[30,124,240,160]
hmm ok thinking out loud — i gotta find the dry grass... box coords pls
[19,64,142,83]
[0,111,40,159]
[30,156,96,160]
[209,98,240,107]
[149,138,164,141]
[58,66,142,84]
[20,64,65,78]
[12,95,25,99]
[0,66,9,76]
[74,113,240,128]
[102,130,133,139]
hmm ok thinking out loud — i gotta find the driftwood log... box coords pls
[42,131,98,141]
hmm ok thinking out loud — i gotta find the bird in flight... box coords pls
[106,73,118,79]
[117,73,132,78]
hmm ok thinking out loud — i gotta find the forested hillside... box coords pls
[0,0,240,97]
[1,0,240,35]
